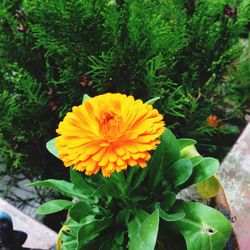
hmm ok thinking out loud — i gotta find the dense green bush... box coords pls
[0,0,249,184]
[225,36,250,112]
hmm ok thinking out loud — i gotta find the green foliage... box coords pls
[165,158,193,187]
[128,209,159,250]
[36,199,73,215]
[169,201,232,250]
[147,129,180,190]
[225,36,250,111]
[0,63,55,176]
[196,175,221,199]
[32,129,232,249]
[28,179,86,199]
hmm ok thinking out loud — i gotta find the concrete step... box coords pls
[218,122,250,250]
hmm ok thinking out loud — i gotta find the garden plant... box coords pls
[30,93,232,250]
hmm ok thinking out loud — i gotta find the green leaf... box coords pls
[84,232,117,250]
[65,218,81,236]
[70,168,94,196]
[116,208,130,225]
[166,158,193,187]
[128,210,149,241]
[148,129,180,190]
[178,139,197,150]
[196,175,221,199]
[77,216,113,249]
[128,209,159,250]
[61,234,77,250]
[62,240,77,250]
[145,97,160,105]
[160,211,185,222]
[160,129,180,166]
[190,157,220,185]
[131,167,149,190]
[114,229,125,246]
[191,156,203,167]
[126,167,138,186]
[180,145,200,159]
[69,201,95,223]
[92,182,119,197]
[109,172,127,195]
[99,236,117,250]
[46,138,59,158]
[60,221,80,250]
[28,179,84,199]
[169,201,232,250]
[37,199,73,215]
[82,94,91,104]
[161,191,176,211]
[155,203,185,222]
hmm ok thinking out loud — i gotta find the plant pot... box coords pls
[211,186,239,250]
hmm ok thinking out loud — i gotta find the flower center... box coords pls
[99,111,121,137]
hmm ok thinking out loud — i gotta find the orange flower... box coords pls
[56,93,165,177]
[207,115,223,128]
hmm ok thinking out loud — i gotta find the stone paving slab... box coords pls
[0,172,52,220]
[0,198,57,249]
[218,122,250,250]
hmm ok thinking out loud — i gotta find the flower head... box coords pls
[56,93,165,177]
[207,115,223,128]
